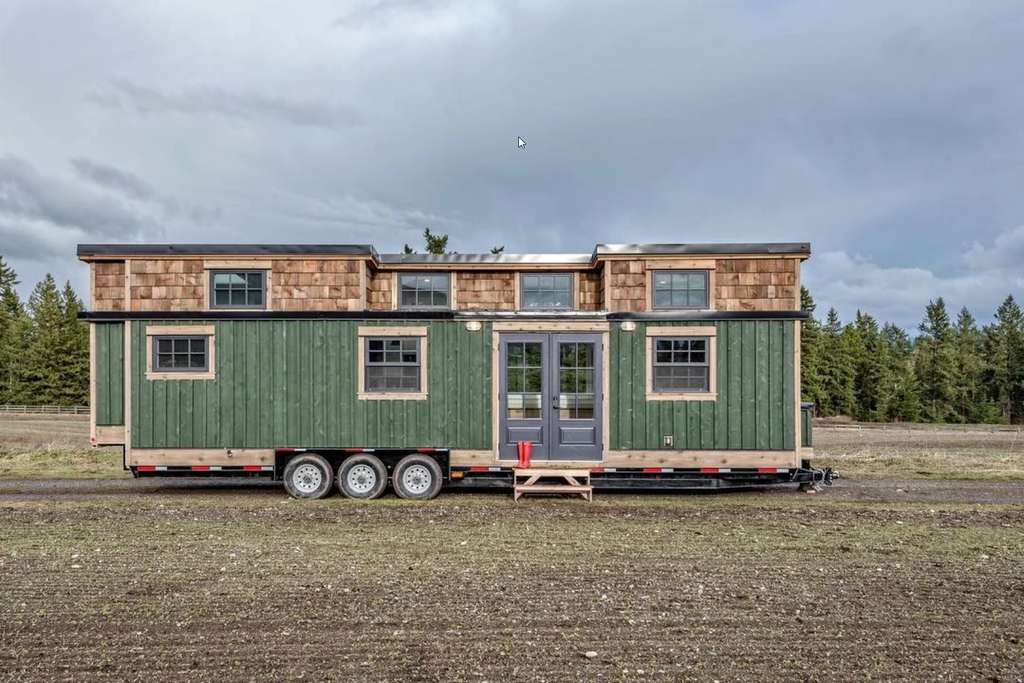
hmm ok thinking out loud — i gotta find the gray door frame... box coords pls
[497,333,603,462]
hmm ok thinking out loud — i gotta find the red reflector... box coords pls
[243,466,264,472]
[137,466,156,472]
[591,468,605,473]
[192,466,210,471]
[642,468,661,473]
[277,448,295,453]
[343,448,363,453]
[758,468,778,473]
[469,467,489,472]
[700,468,718,473]
[418,448,437,453]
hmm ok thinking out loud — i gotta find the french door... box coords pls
[498,333,602,461]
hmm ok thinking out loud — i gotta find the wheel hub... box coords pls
[347,464,378,494]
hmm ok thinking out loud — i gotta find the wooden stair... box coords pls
[513,468,593,502]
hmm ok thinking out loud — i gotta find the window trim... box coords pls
[518,272,575,311]
[209,269,269,310]
[145,325,217,381]
[357,326,429,400]
[645,326,717,401]
[395,273,452,311]
[649,269,711,311]
[203,260,272,312]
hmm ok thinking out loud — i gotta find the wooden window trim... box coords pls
[202,262,272,312]
[645,326,717,401]
[357,326,428,400]
[145,325,216,380]
[645,265,717,312]
[519,272,575,311]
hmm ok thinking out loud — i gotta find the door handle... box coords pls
[552,395,561,409]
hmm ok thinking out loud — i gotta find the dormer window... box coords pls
[651,270,708,310]
[521,273,573,310]
[398,274,450,309]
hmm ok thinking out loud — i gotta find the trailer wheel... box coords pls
[337,455,388,499]
[283,454,334,500]
[392,454,443,500]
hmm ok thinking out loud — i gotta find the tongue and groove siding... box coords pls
[129,320,493,449]
[609,321,796,451]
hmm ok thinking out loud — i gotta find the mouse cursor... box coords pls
[518,137,525,149]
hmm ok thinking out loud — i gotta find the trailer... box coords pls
[79,242,833,499]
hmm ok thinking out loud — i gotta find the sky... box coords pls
[1,0,1022,330]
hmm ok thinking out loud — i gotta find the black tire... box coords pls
[337,454,388,499]
[392,454,443,501]
[282,453,334,500]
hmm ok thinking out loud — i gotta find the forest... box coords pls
[0,249,1021,424]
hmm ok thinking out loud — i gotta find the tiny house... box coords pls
[79,243,827,499]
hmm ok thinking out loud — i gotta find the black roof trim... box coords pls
[79,310,809,322]
[77,244,378,257]
[607,311,810,321]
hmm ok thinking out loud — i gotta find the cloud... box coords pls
[71,157,155,201]
[806,225,1024,329]
[86,80,362,130]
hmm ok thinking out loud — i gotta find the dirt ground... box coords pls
[1,480,1022,682]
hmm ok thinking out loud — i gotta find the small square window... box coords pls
[210,270,267,309]
[652,337,710,393]
[521,273,573,310]
[652,270,708,310]
[364,337,421,392]
[152,336,209,373]
[398,274,450,309]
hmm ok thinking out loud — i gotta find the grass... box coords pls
[814,425,1024,480]
[0,415,126,479]
[1,413,1023,481]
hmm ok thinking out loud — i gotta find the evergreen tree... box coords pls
[17,275,68,405]
[59,281,90,406]
[951,307,987,423]
[0,254,26,403]
[851,311,894,421]
[799,287,826,410]
[881,323,920,421]
[983,295,1024,424]
[818,308,856,417]
[915,298,957,422]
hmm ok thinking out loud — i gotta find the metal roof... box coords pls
[77,242,811,262]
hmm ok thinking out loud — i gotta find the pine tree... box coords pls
[423,228,450,255]
[0,254,26,403]
[983,295,1024,424]
[951,307,987,423]
[59,281,90,406]
[915,298,957,422]
[818,308,856,417]
[799,287,826,410]
[18,275,68,405]
[881,323,920,421]
[851,311,894,421]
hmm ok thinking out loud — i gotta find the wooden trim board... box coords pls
[95,425,126,445]
[89,323,97,445]
[128,448,275,467]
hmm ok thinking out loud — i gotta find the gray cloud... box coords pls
[71,157,155,201]
[86,80,362,130]
[0,0,1021,327]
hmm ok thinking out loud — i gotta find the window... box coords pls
[145,325,217,380]
[652,338,708,392]
[154,336,209,372]
[357,327,429,400]
[506,341,543,418]
[365,338,421,392]
[398,274,450,309]
[211,270,266,309]
[651,270,708,309]
[521,273,573,310]
[645,327,717,400]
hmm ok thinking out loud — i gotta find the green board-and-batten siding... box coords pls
[801,405,813,448]
[128,320,493,449]
[95,323,125,426]
[609,321,796,451]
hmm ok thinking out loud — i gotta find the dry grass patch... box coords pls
[0,415,126,479]
[814,425,1024,480]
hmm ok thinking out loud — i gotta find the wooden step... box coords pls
[513,484,593,502]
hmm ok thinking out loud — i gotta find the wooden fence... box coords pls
[0,405,90,416]
[813,419,1021,435]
